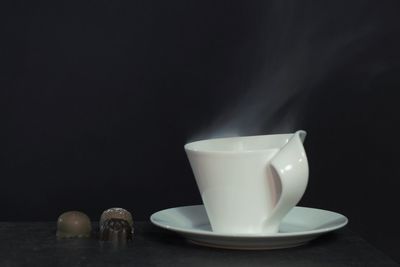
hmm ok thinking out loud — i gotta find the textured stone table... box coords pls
[0,222,397,266]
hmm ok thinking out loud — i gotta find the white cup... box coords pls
[184,130,309,234]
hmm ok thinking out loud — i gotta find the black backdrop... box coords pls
[1,0,400,262]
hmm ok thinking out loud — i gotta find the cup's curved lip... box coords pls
[184,133,293,154]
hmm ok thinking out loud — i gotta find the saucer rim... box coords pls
[150,205,348,238]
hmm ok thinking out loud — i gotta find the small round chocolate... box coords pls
[100,208,133,228]
[56,211,92,238]
[100,218,133,242]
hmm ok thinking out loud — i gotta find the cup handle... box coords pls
[263,130,309,232]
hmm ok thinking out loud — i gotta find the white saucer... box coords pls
[150,205,348,250]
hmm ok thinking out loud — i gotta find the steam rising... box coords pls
[191,2,378,141]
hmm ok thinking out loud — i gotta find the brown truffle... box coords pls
[56,211,92,238]
[99,218,133,242]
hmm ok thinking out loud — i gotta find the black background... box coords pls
[1,0,400,263]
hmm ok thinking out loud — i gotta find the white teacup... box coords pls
[184,130,308,234]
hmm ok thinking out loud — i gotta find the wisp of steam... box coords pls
[191,1,379,141]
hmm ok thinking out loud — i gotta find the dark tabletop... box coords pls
[0,222,397,267]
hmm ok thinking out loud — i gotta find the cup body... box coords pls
[185,133,302,234]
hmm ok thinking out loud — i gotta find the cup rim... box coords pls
[184,133,293,154]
